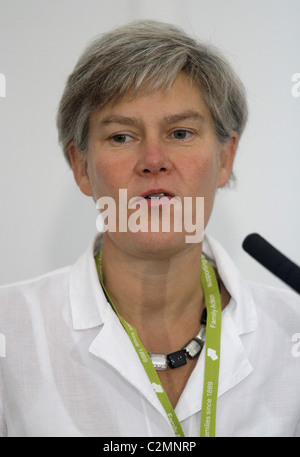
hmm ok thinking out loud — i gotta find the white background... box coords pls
[0,0,299,289]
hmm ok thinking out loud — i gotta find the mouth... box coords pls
[145,192,169,200]
[141,189,175,200]
[138,189,177,209]
[126,189,178,209]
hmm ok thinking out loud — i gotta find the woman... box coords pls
[0,20,299,437]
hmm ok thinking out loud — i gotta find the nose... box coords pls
[134,138,172,176]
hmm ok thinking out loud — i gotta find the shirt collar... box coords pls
[69,234,257,335]
[69,235,107,330]
[203,234,257,335]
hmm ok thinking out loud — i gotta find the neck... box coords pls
[100,235,205,353]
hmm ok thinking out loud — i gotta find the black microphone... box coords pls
[242,233,300,294]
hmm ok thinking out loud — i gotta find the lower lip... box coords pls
[144,196,172,208]
[130,196,176,208]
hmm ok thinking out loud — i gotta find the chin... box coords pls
[107,230,201,259]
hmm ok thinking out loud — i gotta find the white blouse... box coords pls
[0,235,299,437]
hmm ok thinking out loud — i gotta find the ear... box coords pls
[67,142,93,196]
[217,133,238,188]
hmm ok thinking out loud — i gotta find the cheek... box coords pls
[86,159,109,198]
[183,154,220,226]
[87,155,130,200]
[183,154,220,195]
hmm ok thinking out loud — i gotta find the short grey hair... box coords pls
[57,20,248,168]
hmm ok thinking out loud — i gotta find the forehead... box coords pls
[90,72,213,127]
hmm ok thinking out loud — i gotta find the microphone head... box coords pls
[242,233,300,294]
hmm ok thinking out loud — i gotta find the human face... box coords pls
[69,72,237,257]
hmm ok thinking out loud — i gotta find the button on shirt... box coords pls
[0,235,300,437]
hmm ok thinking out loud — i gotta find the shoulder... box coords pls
[248,280,300,310]
[0,265,71,291]
[0,266,71,312]
[203,234,300,330]
[0,266,73,360]
[0,235,100,307]
[247,280,300,332]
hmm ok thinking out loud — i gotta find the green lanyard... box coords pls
[95,252,222,437]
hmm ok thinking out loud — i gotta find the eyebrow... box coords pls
[163,110,206,125]
[97,110,206,129]
[98,115,142,129]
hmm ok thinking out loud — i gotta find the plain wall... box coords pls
[0,0,299,290]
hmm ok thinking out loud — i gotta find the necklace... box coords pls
[149,308,207,370]
[148,278,221,370]
[97,251,220,371]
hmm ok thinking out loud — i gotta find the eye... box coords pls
[171,130,193,140]
[110,134,133,144]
